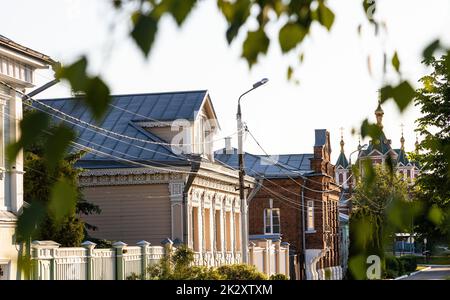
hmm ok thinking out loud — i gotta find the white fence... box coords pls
[249,239,290,277]
[31,239,289,280]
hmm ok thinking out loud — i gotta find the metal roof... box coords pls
[214,148,313,178]
[335,152,349,168]
[36,90,209,168]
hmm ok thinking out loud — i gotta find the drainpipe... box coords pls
[23,79,59,100]
[182,157,201,245]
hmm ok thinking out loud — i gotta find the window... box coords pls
[338,173,343,184]
[215,210,222,251]
[307,201,315,231]
[264,208,280,234]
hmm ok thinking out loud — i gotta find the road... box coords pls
[401,266,450,280]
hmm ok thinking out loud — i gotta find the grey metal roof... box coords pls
[214,148,313,178]
[35,90,209,168]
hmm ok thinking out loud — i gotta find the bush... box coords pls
[216,264,268,280]
[269,274,289,280]
[135,245,270,280]
[384,256,400,278]
[399,256,417,273]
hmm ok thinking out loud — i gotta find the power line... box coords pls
[245,126,339,194]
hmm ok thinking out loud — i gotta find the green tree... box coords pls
[412,55,450,250]
[22,121,100,247]
[348,165,417,279]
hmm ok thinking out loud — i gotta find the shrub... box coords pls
[399,256,417,273]
[384,256,400,278]
[216,264,268,280]
[269,273,289,280]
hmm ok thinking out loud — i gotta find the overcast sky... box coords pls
[2,0,449,162]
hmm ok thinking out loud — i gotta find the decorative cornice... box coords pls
[134,121,178,128]
[79,169,185,187]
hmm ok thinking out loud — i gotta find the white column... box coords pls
[0,96,6,210]
[199,203,204,253]
[208,205,214,252]
[9,91,23,214]
[169,182,184,241]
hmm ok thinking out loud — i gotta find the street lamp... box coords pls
[237,78,269,264]
[345,144,367,210]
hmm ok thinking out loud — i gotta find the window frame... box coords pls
[264,207,281,235]
[306,200,315,232]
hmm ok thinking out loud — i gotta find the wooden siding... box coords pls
[81,184,171,245]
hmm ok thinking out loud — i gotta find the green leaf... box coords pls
[55,57,89,92]
[48,178,78,223]
[43,125,76,171]
[218,0,251,44]
[7,111,49,163]
[392,81,415,112]
[318,1,335,31]
[287,66,294,80]
[392,51,400,73]
[163,0,197,26]
[131,13,158,57]
[242,29,270,67]
[360,119,382,139]
[381,81,415,112]
[85,76,111,121]
[422,39,441,61]
[348,255,367,280]
[363,0,376,20]
[278,22,307,53]
[428,205,443,225]
[16,202,46,243]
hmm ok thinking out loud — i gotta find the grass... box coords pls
[416,256,450,265]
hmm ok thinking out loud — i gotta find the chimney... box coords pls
[225,137,233,154]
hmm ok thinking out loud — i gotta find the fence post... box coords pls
[257,240,270,275]
[274,240,281,274]
[162,238,173,256]
[137,240,150,279]
[31,241,60,280]
[81,241,96,280]
[113,241,127,280]
[248,242,255,266]
[281,242,290,278]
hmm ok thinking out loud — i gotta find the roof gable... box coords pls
[36,90,211,167]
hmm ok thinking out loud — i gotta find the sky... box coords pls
[2,0,449,162]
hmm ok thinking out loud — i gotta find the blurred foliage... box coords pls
[348,165,421,279]
[411,55,450,251]
[384,255,417,279]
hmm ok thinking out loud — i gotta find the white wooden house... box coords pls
[0,35,54,280]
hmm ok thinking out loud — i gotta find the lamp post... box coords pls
[346,144,367,210]
[237,78,269,264]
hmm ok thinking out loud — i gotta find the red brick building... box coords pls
[215,129,342,280]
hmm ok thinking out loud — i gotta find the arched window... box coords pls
[338,173,344,184]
